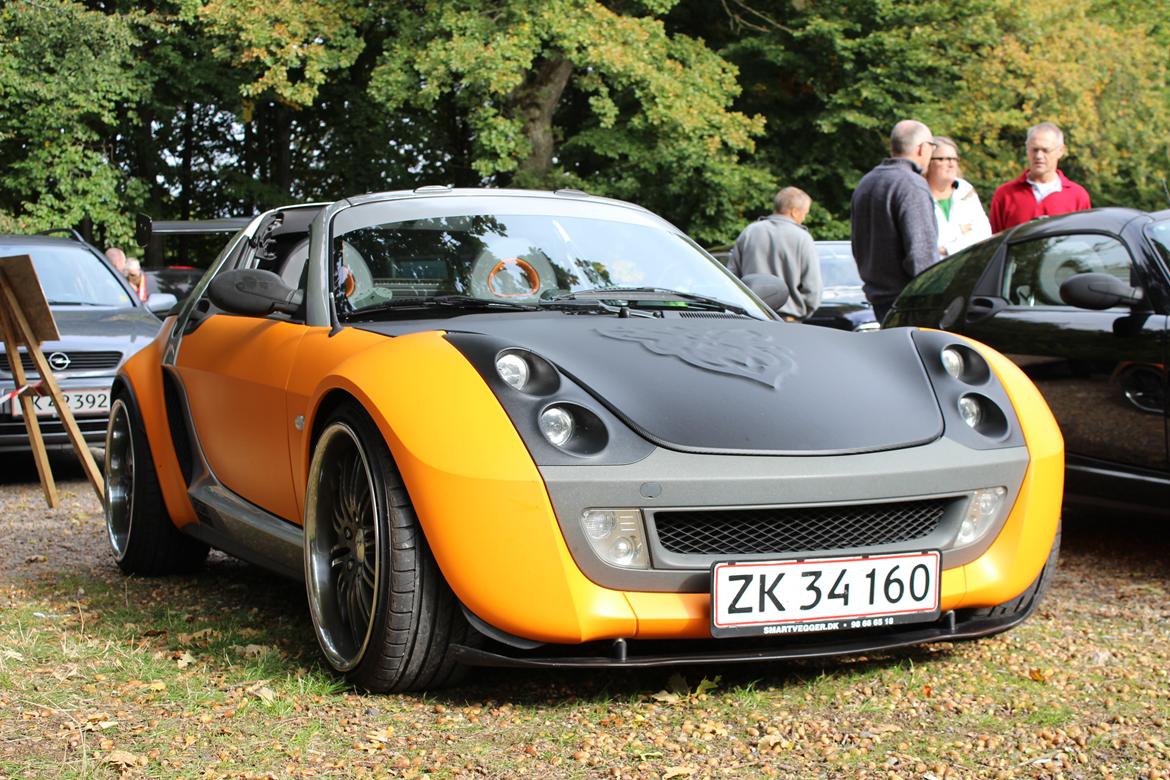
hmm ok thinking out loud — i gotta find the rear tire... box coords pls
[304,403,473,692]
[104,394,208,575]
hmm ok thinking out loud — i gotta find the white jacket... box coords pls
[935,178,992,257]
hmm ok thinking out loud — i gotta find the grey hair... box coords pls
[931,136,959,154]
[890,120,932,156]
[1026,122,1064,147]
[773,186,812,213]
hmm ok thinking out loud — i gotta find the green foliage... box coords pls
[367,0,767,243]
[0,0,140,243]
[0,0,1167,250]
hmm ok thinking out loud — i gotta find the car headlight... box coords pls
[940,344,991,384]
[956,487,1008,545]
[958,394,983,428]
[539,406,575,447]
[580,509,649,568]
[495,352,530,390]
[493,349,559,394]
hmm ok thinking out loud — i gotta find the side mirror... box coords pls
[1059,272,1143,311]
[741,272,790,313]
[145,292,178,316]
[208,269,304,317]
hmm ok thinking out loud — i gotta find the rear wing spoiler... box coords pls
[135,214,254,247]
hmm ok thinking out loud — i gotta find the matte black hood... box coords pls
[364,313,944,455]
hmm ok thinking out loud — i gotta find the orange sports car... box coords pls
[106,188,1063,692]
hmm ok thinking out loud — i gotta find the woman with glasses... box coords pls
[926,136,991,258]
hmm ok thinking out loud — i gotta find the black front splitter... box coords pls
[450,608,1027,669]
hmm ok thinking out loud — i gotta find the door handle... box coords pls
[966,296,1005,323]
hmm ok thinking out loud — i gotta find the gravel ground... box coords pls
[1,452,1169,779]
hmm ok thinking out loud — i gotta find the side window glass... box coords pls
[1003,234,1134,307]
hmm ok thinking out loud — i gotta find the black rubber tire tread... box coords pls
[110,393,209,576]
[324,404,475,692]
[971,522,1061,619]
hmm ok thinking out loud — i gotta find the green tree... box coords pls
[948,0,1170,211]
[0,1,141,243]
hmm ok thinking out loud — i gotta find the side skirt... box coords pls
[185,477,305,581]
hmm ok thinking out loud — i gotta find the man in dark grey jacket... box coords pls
[851,120,940,322]
[728,187,821,320]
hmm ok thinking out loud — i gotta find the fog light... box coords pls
[956,486,1008,545]
[495,352,530,390]
[958,395,983,428]
[941,347,965,379]
[580,509,649,569]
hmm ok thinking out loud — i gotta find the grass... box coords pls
[2,501,1170,778]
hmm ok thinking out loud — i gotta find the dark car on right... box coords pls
[886,207,1170,512]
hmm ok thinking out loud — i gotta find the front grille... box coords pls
[652,499,950,556]
[0,417,109,445]
[0,350,122,376]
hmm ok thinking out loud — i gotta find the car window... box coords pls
[4,244,135,307]
[1145,218,1170,275]
[1002,234,1133,308]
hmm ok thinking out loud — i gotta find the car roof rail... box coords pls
[135,213,254,247]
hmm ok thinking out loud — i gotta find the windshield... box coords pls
[329,199,769,318]
[1,243,134,307]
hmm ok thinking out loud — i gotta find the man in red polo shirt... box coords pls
[989,122,1091,233]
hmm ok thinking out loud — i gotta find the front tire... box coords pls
[104,394,208,575]
[304,403,472,692]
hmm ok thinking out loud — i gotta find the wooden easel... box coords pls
[0,254,104,506]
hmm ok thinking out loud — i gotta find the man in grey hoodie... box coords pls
[851,120,940,323]
[728,186,821,321]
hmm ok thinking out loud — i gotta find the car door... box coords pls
[170,214,309,523]
[960,230,1168,473]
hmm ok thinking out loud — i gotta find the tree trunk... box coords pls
[512,56,573,183]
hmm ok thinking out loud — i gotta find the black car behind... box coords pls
[887,207,1170,511]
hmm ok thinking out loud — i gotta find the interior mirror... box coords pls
[208,269,304,317]
[144,292,178,316]
[1059,272,1143,310]
[741,272,790,313]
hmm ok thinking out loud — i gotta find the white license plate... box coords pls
[711,551,940,637]
[11,387,111,418]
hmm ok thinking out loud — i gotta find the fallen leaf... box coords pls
[24,555,47,564]
[662,767,696,778]
[147,681,166,692]
[758,734,784,750]
[694,675,721,697]
[651,690,682,705]
[102,749,147,769]
[247,682,277,703]
[174,652,196,669]
[1029,668,1049,683]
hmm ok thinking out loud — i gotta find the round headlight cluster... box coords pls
[493,348,608,456]
[937,343,1008,439]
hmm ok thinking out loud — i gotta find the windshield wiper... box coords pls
[344,294,536,319]
[46,300,101,306]
[542,287,750,316]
